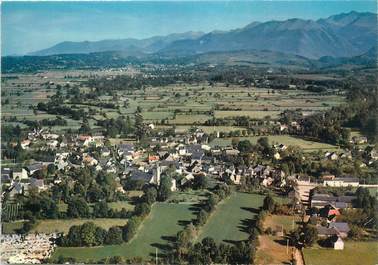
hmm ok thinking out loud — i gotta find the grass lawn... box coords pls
[31,218,129,234]
[263,214,299,233]
[2,221,24,234]
[57,201,135,213]
[52,202,196,262]
[108,201,135,211]
[196,192,264,244]
[167,189,210,204]
[303,241,378,265]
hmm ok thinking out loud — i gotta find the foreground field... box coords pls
[31,219,129,234]
[196,192,264,244]
[303,241,378,265]
[255,214,300,265]
[52,202,196,262]
[263,214,299,232]
[210,135,339,152]
[255,235,292,265]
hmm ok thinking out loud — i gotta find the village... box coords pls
[1,117,377,264]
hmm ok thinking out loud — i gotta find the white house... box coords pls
[333,237,344,250]
[12,168,28,180]
[323,177,359,187]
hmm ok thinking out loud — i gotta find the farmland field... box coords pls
[263,214,299,232]
[255,235,292,265]
[52,202,196,261]
[303,241,378,265]
[2,73,346,140]
[196,192,264,244]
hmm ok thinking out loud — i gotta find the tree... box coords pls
[80,222,98,247]
[303,225,318,247]
[176,223,196,252]
[206,194,220,212]
[197,209,209,226]
[143,186,157,204]
[348,225,363,240]
[122,216,141,242]
[67,197,90,218]
[87,183,105,203]
[109,256,124,264]
[65,225,82,246]
[194,175,208,189]
[95,227,107,245]
[93,201,109,218]
[158,175,172,201]
[105,226,123,245]
[263,195,275,213]
[237,140,253,153]
[134,202,151,217]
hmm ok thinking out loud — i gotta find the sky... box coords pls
[1,1,377,55]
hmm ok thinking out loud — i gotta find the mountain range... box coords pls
[26,11,378,59]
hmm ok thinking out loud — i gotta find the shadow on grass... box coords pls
[273,236,291,247]
[240,206,260,214]
[149,236,176,258]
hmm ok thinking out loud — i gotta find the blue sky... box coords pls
[2,1,377,55]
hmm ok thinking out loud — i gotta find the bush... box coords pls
[134,202,151,217]
[122,216,141,242]
[105,226,123,245]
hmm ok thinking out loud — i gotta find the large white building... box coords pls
[323,177,359,187]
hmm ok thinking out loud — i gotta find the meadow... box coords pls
[303,241,378,265]
[196,192,264,244]
[31,219,129,234]
[52,202,196,261]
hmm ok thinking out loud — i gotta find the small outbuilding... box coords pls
[333,236,344,250]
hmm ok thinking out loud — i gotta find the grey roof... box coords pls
[119,144,134,152]
[30,178,44,188]
[337,196,356,203]
[1,168,11,175]
[186,144,203,154]
[334,202,348,209]
[312,194,338,202]
[329,222,350,233]
[160,160,180,168]
[26,163,44,172]
[317,226,338,236]
[311,201,331,207]
[129,169,152,182]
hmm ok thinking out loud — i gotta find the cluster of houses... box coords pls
[2,163,48,198]
[2,128,290,202]
[124,138,286,190]
[1,233,58,264]
[309,192,357,250]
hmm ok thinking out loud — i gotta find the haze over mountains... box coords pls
[27,11,378,59]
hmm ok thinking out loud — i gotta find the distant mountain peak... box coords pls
[29,11,376,59]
